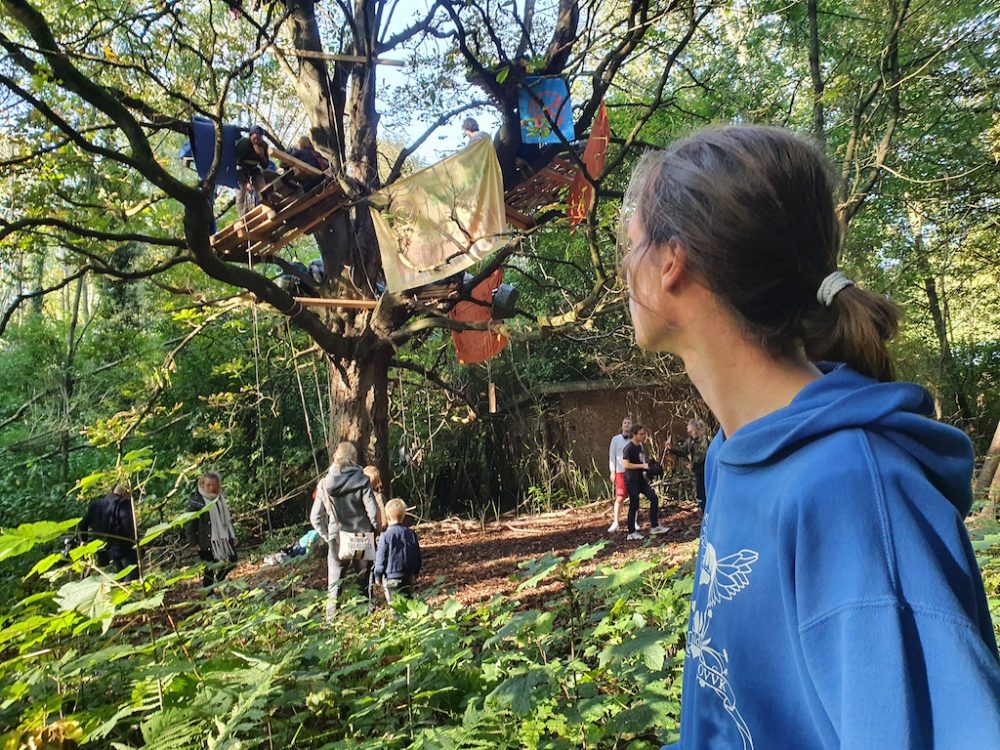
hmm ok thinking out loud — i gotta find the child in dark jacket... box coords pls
[373,498,421,602]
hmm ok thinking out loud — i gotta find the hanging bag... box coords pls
[337,530,376,561]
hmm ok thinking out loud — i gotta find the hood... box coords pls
[326,464,370,496]
[717,363,974,515]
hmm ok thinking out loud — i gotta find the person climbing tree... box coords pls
[621,124,1000,748]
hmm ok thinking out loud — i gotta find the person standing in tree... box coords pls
[621,424,670,541]
[607,416,632,533]
[79,484,139,581]
[186,472,238,591]
[234,125,270,216]
[621,124,1000,748]
[461,117,490,145]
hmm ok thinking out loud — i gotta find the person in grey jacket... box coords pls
[310,441,378,620]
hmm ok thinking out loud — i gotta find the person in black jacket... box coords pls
[234,125,271,216]
[79,484,139,580]
[374,498,421,602]
[186,471,238,590]
[310,441,378,620]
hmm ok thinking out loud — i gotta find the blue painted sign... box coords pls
[518,76,575,145]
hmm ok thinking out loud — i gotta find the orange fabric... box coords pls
[450,270,508,365]
[567,100,611,227]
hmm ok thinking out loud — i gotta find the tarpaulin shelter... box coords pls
[187,116,243,189]
[451,270,508,365]
[368,138,507,293]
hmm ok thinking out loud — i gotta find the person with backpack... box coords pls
[310,441,379,620]
[79,484,139,580]
[620,124,1000,748]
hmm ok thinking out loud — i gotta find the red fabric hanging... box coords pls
[567,100,611,227]
[451,270,508,365]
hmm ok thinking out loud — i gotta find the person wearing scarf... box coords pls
[187,471,238,590]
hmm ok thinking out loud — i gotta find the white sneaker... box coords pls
[626,531,644,541]
[650,525,670,535]
[607,521,619,533]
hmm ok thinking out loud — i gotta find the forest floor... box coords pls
[227,497,703,607]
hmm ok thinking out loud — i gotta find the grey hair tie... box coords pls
[817,271,854,306]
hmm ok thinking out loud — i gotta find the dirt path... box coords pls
[233,499,703,606]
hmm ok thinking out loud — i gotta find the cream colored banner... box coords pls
[369,138,507,292]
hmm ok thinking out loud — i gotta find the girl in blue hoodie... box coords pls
[620,125,1000,749]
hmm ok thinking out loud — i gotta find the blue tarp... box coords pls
[517,76,574,145]
[186,116,242,189]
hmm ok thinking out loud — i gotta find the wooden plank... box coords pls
[271,147,326,177]
[271,47,405,66]
[292,297,379,309]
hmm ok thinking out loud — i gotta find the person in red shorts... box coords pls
[607,416,632,533]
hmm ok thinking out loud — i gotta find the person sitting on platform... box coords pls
[290,136,330,172]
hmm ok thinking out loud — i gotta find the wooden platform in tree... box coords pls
[504,157,579,229]
[211,177,347,258]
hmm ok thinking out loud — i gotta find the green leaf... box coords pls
[599,627,669,671]
[516,551,564,591]
[484,666,554,715]
[495,65,509,84]
[569,540,607,563]
[139,510,201,546]
[55,576,115,632]
[0,519,80,562]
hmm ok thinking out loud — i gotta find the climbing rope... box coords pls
[246,247,273,533]
[284,319,322,477]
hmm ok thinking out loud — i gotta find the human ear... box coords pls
[659,238,687,294]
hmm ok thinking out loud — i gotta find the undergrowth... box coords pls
[0,520,694,749]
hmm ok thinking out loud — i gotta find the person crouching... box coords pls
[373,498,421,603]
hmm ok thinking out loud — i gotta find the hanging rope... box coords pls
[246,248,273,534]
[312,355,331,452]
[285,319,323,477]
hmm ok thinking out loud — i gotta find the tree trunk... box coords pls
[327,335,392,470]
[922,273,973,422]
[974,419,1000,518]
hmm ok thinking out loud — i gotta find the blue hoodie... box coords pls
[665,364,1000,750]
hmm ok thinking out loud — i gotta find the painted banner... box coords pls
[369,138,507,292]
[518,76,575,145]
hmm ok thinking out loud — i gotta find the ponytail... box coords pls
[625,125,903,381]
[801,285,901,382]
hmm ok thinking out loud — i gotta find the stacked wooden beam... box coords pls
[211,178,347,258]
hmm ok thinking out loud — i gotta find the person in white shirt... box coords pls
[607,416,632,533]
